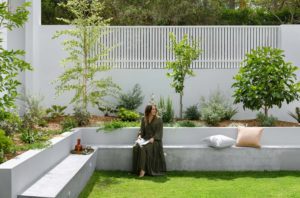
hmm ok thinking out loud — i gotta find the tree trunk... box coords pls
[228,0,235,9]
[179,93,183,119]
[264,106,268,117]
[83,27,88,111]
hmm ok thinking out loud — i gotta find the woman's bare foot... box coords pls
[139,170,145,177]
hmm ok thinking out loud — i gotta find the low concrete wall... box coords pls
[86,127,300,171]
[81,127,300,146]
[0,129,81,198]
[1,127,300,197]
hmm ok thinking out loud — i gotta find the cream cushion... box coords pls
[236,127,263,148]
[203,135,236,148]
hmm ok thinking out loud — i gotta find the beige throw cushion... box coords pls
[236,127,263,148]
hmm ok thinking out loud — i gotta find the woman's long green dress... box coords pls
[132,117,166,176]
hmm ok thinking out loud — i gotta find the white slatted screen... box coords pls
[96,26,279,69]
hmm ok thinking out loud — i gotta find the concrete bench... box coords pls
[79,127,300,171]
[19,152,96,198]
[94,144,300,171]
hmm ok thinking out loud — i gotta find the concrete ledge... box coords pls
[0,129,82,198]
[94,144,300,171]
[19,151,96,198]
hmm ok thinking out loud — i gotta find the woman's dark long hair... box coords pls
[144,105,157,125]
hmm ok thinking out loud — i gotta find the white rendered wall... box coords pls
[7,0,300,122]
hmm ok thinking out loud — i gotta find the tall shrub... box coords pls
[232,47,300,117]
[53,0,120,112]
[0,2,31,111]
[166,32,202,118]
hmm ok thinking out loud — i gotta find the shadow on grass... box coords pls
[166,171,300,180]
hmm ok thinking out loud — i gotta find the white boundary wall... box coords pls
[7,0,300,121]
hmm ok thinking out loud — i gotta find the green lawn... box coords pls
[79,171,300,198]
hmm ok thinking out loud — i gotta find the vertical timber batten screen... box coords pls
[96,26,279,69]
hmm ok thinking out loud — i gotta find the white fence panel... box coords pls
[96,26,279,69]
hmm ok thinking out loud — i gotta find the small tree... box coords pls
[53,0,120,112]
[0,2,31,111]
[232,46,300,117]
[166,32,202,118]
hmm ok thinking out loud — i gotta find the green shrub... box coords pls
[289,107,300,123]
[98,120,140,132]
[118,84,144,110]
[0,130,13,154]
[158,97,174,123]
[38,119,48,127]
[256,112,278,127]
[61,117,78,132]
[21,94,47,126]
[117,108,140,122]
[20,129,36,144]
[73,106,90,126]
[46,105,67,120]
[200,90,237,126]
[232,46,300,117]
[0,111,22,136]
[176,121,196,127]
[184,105,200,120]
[96,103,118,116]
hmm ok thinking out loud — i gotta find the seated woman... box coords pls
[132,104,166,177]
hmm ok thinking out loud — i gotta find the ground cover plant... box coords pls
[79,171,300,198]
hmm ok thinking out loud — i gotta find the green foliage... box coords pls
[117,108,140,122]
[0,2,32,111]
[232,47,300,117]
[200,90,237,126]
[43,1,300,25]
[118,84,144,111]
[20,129,36,144]
[53,0,120,111]
[288,107,300,123]
[42,0,72,25]
[157,97,174,123]
[0,129,12,153]
[73,106,90,126]
[97,120,140,132]
[0,110,22,136]
[0,129,12,163]
[46,105,67,120]
[166,32,202,118]
[60,117,78,132]
[221,8,280,25]
[184,105,200,120]
[96,103,118,116]
[21,94,47,128]
[175,121,196,127]
[256,112,278,127]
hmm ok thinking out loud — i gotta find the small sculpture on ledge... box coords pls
[71,138,94,155]
[75,138,83,153]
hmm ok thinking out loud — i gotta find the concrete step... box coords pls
[18,151,96,198]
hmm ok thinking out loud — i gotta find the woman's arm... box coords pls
[139,117,145,138]
[153,118,163,141]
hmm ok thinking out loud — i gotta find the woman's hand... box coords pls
[149,137,154,144]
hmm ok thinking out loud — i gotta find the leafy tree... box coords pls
[53,0,120,112]
[232,47,300,117]
[0,2,32,111]
[166,32,202,118]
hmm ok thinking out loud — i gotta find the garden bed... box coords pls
[3,116,299,163]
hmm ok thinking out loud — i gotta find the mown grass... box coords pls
[79,171,300,198]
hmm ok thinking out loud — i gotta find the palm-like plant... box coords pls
[288,107,300,123]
